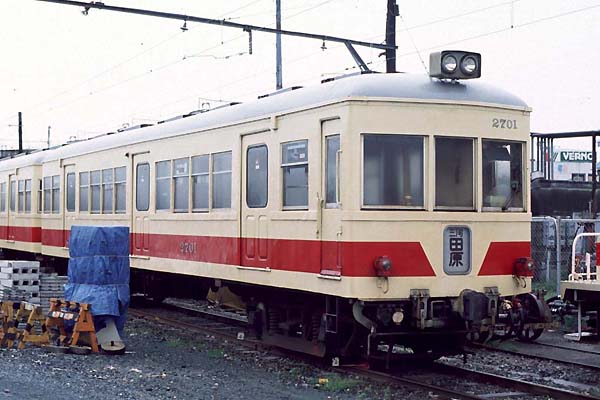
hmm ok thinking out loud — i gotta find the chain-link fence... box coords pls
[531,217,599,296]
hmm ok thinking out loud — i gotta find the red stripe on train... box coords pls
[0,225,42,243]
[2,225,527,277]
[478,241,530,276]
[132,233,436,277]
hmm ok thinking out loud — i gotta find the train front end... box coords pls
[343,51,553,363]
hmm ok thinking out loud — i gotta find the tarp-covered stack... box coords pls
[65,226,130,353]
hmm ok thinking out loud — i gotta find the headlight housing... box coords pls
[430,50,481,80]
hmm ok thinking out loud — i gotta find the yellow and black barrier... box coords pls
[46,299,98,353]
[0,299,98,353]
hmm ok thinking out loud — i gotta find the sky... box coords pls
[0,0,599,151]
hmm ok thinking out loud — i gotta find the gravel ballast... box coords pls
[0,316,421,400]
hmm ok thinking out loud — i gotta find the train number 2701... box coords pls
[492,118,518,129]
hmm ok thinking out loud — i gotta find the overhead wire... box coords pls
[0,0,267,123]
[7,1,600,143]
[331,2,600,74]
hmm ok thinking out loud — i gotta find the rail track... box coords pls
[472,338,600,371]
[129,300,600,400]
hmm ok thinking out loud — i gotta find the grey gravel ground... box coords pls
[441,348,600,397]
[4,313,597,399]
[0,316,421,400]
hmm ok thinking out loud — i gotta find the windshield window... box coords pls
[435,137,474,209]
[363,134,424,208]
[482,140,523,211]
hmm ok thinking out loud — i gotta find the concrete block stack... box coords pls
[39,273,68,313]
[0,261,41,305]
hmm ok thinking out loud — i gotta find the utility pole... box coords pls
[386,0,398,73]
[47,126,51,149]
[18,112,23,153]
[275,0,282,90]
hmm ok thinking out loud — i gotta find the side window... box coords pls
[25,179,31,213]
[482,140,523,211]
[102,168,114,213]
[363,134,424,208]
[79,172,89,212]
[66,173,76,212]
[136,163,150,212]
[247,145,268,208]
[325,135,340,206]
[90,170,101,213]
[0,182,5,212]
[173,158,189,213]
[37,179,42,213]
[435,137,474,210]
[192,155,209,211]
[18,180,24,213]
[10,180,16,212]
[282,140,308,209]
[43,177,51,213]
[212,152,232,209]
[156,161,171,211]
[51,175,60,214]
[115,167,126,214]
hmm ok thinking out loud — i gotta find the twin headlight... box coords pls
[429,50,481,80]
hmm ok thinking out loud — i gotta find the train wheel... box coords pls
[515,293,549,342]
[516,326,544,342]
[468,329,490,343]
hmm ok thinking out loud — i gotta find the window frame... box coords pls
[481,139,526,213]
[51,175,60,214]
[17,180,25,213]
[434,136,476,211]
[37,179,42,214]
[281,139,309,210]
[24,179,32,213]
[90,170,101,214]
[155,160,172,212]
[66,173,76,213]
[102,168,114,214]
[246,144,269,209]
[191,154,210,212]
[360,133,427,210]
[173,157,190,213]
[325,135,341,209]
[211,151,232,210]
[0,182,6,213]
[42,177,51,214]
[79,172,89,213]
[114,166,126,214]
[136,163,150,212]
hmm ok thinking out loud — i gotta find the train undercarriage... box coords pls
[131,269,555,367]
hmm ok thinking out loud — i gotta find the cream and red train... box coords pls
[0,51,551,360]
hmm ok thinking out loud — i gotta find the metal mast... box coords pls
[276,0,282,89]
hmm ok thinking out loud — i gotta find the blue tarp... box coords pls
[65,226,130,334]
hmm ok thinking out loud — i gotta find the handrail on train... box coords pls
[569,232,599,282]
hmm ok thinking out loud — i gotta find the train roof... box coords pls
[0,73,528,171]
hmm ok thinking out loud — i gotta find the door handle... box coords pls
[316,192,324,239]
